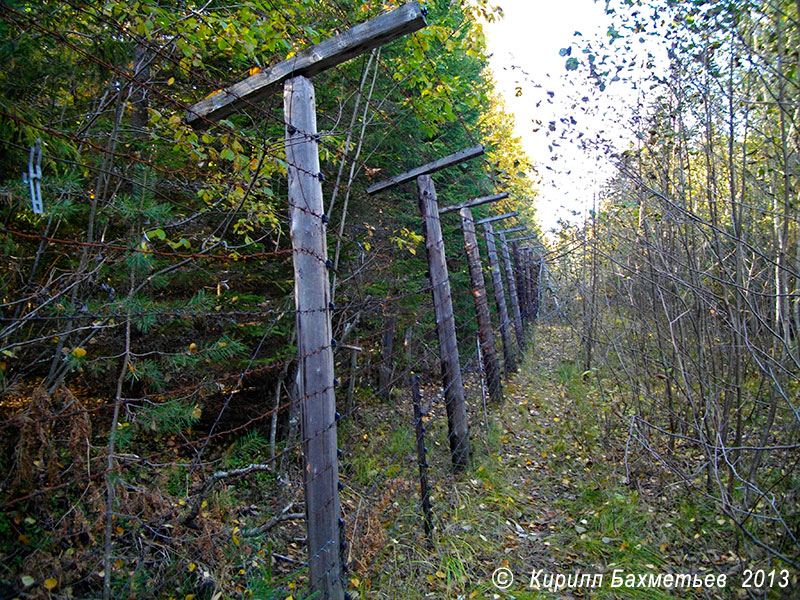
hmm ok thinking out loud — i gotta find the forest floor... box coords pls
[346,324,786,600]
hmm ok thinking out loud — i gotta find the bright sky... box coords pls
[483,0,662,236]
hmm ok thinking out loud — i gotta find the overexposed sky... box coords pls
[483,0,664,235]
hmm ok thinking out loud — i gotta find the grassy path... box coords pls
[351,325,759,599]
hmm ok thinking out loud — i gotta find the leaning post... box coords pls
[417,174,470,468]
[367,145,487,469]
[510,240,527,322]
[458,205,504,404]
[497,231,525,353]
[531,251,543,321]
[410,372,433,542]
[477,212,518,375]
[507,235,539,322]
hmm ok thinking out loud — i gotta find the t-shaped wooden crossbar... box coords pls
[476,211,519,225]
[186,2,426,127]
[365,145,484,195]
[497,225,526,235]
[438,192,508,215]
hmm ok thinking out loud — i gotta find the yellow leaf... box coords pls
[44,578,57,590]
[192,405,202,419]
[435,571,446,579]
[205,89,222,99]
[188,563,196,572]
[115,525,123,535]
[185,595,195,600]
[167,77,175,85]
[188,342,198,354]
[249,66,262,76]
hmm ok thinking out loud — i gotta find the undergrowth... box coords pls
[344,324,795,599]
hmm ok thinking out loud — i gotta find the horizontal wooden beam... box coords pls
[186,2,427,127]
[506,234,538,243]
[438,192,508,215]
[476,211,518,225]
[497,225,526,235]
[366,145,484,194]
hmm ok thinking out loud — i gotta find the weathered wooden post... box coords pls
[418,173,470,467]
[510,240,527,321]
[367,145,486,469]
[531,251,543,321]
[440,198,506,404]
[187,5,426,599]
[508,235,538,324]
[497,231,525,353]
[439,193,507,405]
[379,314,396,402]
[523,247,534,321]
[498,227,526,322]
[410,372,433,543]
[519,246,538,320]
[477,212,518,375]
[282,76,346,598]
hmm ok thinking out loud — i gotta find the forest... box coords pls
[0,0,797,599]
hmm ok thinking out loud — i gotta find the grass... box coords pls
[343,325,761,599]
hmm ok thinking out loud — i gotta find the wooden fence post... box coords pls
[379,315,396,402]
[528,249,536,321]
[284,76,343,600]
[511,240,527,322]
[418,174,470,468]
[521,248,531,321]
[506,235,538,326]
[459,207,503,404]
[410,372,433,543]
[531,253,542,321]
[367,146,490,470]
[188,7,428,599]
[497,231,525,353]
[481,221,516,375]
